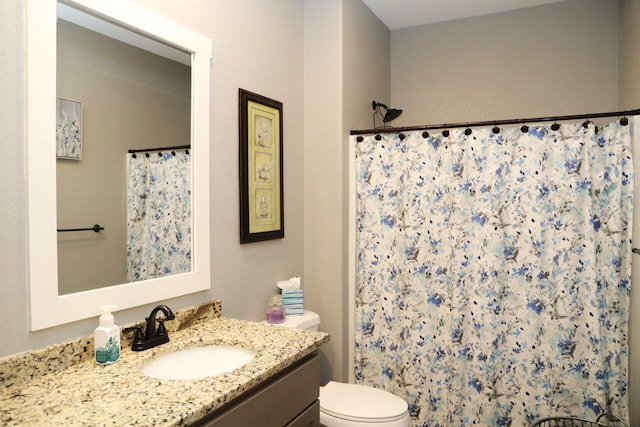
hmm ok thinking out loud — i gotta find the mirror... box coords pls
[26,0,212,330]
[56,12,192,294]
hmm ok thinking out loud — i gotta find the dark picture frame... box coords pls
[239,89,284,243]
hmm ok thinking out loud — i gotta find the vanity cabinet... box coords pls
[193,353,320,427]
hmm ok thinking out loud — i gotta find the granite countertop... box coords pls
[0,301,329,426]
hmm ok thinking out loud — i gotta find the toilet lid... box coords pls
[319,381,408,422]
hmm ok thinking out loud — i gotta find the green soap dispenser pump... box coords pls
[94,305,121,365]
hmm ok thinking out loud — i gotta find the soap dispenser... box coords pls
[94,305,121,365]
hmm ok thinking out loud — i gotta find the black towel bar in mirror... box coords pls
[57,224,104,233]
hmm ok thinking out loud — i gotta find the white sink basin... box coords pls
[141,345,255,380]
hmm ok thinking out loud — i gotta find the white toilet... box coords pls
[267,310,410,427]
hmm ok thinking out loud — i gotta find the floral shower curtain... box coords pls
[127,149,191,282]
[353,120,633,426]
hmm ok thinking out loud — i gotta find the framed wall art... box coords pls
[239,89,284,243]
[56,98,83,160]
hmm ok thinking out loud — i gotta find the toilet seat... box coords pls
[319,381,409,423]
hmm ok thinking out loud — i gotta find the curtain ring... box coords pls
[464,125,472,136]
[442,129,450,137]
[551,122,560,131]
[375,134,382,141]
[621,117,629,126]
[399,133,406,140]
[356,136,364,142]
[422,131,430,138]
[520,120,529,133]
[492,125,500,134]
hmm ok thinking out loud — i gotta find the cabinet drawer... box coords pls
[195,354,319,427]
[286,400,320,427]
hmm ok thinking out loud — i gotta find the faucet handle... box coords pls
[156,319,168,337]
[124,325,146,351]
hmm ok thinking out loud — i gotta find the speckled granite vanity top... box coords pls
[0,300,329,426]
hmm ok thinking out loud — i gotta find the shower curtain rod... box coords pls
[350,107,640,136]
[127,144,190,154]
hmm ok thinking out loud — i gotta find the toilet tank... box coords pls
[276,310,320,331]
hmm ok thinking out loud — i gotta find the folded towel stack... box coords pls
[281,289,304,315]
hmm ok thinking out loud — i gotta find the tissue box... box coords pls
[281,289,304,315]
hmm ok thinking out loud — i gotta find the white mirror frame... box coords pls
[26,0,212,331]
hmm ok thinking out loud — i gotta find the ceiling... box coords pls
[362,0,566,30]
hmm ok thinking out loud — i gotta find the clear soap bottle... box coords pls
[94,305,121,365]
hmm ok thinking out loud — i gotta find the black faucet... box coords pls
[126,304,176,351]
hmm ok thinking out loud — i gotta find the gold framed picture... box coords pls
[239,89,284,243]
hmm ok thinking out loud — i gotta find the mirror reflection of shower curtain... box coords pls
[126,150,191,282]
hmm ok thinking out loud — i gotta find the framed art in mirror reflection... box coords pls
[56,97,82,160]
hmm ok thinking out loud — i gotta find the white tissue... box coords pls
[277,276,301,291]
[277,280,292,290]
[289,277,300,289]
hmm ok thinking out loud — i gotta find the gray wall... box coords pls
[390,0,619,125]
[620,0,640,109]
[0,0,25,352]
[304,0,390,384]
[304,0,344,384]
